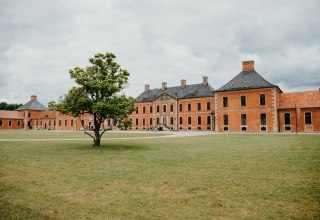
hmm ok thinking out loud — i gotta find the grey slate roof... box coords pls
[216,70,277,92]
[16,100,48,111]
[136,84,214,103]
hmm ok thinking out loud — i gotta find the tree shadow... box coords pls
[69,143,150,151]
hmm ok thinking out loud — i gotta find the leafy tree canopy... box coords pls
[0,102,23,110]
[54,52,135,147]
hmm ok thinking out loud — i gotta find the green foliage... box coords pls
[47,101,57,111]
[117,118,132,130]
[0,102,23,110]
[56,52,135,146]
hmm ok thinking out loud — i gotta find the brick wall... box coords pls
[128,96,215,131]
[215,88,280,132]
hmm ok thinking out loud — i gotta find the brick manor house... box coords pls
[0,61,319,132]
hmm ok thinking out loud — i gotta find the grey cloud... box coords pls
[0,0,319,104]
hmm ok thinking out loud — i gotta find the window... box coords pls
[143,107,146,114]
[135,107,139,114]
[36,121,38,126]
[170,117,174,125]
[150,118,153,125]
[49,121,51,126]
[223,115,228,125]
[305,112,312,124]
[241,114,246,125]
[163,105,167,113]
[260,94,266,105]
[0,119,2,126]
[136,118,138,126]
[54,120,56,126]
[223,97,228,107]
[179,104,183,112]
[261,127,267,131]
[28,121,30,126]
[241,96,246,106]
[150,106,153,113]
[198,116,201,125]
[284,113,291,125]
[207,102,211,110]
[65,120,67,126]
[17,121,20,126]
[207,116,211,125]
[197,103,201,111]
[156,118,159,125]
[188,103,191,111]
[157,105,160,113]
[170,104,174,112]
[9,120,12,126]
[28,113,31,117]
[179,117,183,125]
[81,120,84,126]
[188,117,192,125]
[260,113,266,125]
[143,118,145,125]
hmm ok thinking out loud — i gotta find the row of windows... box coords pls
[131,116,212,126]
[284,112,312,125]
[135,102,212,114]
[0,120,22,127]
[222,112,313,126]
[223,114,267,126]
[223,94,266,107]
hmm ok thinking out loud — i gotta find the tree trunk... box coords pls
[93,129,101,147]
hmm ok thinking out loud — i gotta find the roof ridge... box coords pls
[16,99,48,111]
[216,70,276,92]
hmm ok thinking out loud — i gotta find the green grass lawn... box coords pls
[1,134,319,219]
[0,130,168,139]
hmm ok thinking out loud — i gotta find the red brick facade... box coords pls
[1,61,319,132]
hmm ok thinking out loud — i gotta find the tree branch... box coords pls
[79,116,95,140]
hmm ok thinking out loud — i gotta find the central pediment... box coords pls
[154,92,176,102]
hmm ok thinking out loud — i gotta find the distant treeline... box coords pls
[0,102,23,110]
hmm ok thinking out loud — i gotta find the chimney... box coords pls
[181,79,186,88]
[31,95,37,101]
[242,60,254,71]
[203,76,208,85]
[145,84,150,92]
[162,82,167,90]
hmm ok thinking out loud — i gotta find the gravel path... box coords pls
[0,131,212,142]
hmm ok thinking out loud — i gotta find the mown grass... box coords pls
[0,130,168,139]
[0,134,319,219]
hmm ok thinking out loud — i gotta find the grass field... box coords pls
[1,133,319,219]
[0,130,169,139]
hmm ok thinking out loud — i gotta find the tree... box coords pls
[0,102,23,110]
[55,52,135,147]
[117,118,132,130]
[48,101,57,111]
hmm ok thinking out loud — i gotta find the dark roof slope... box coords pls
[16,100,48,111]
[216,70,277,92]
[136,84,214,103]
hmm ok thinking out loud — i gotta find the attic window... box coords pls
[45,115,49,117]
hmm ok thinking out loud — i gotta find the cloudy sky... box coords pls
[0,0,319,105]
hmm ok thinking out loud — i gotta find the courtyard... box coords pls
[0,131,319,219]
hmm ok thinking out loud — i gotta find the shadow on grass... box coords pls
[68,143,150,151]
